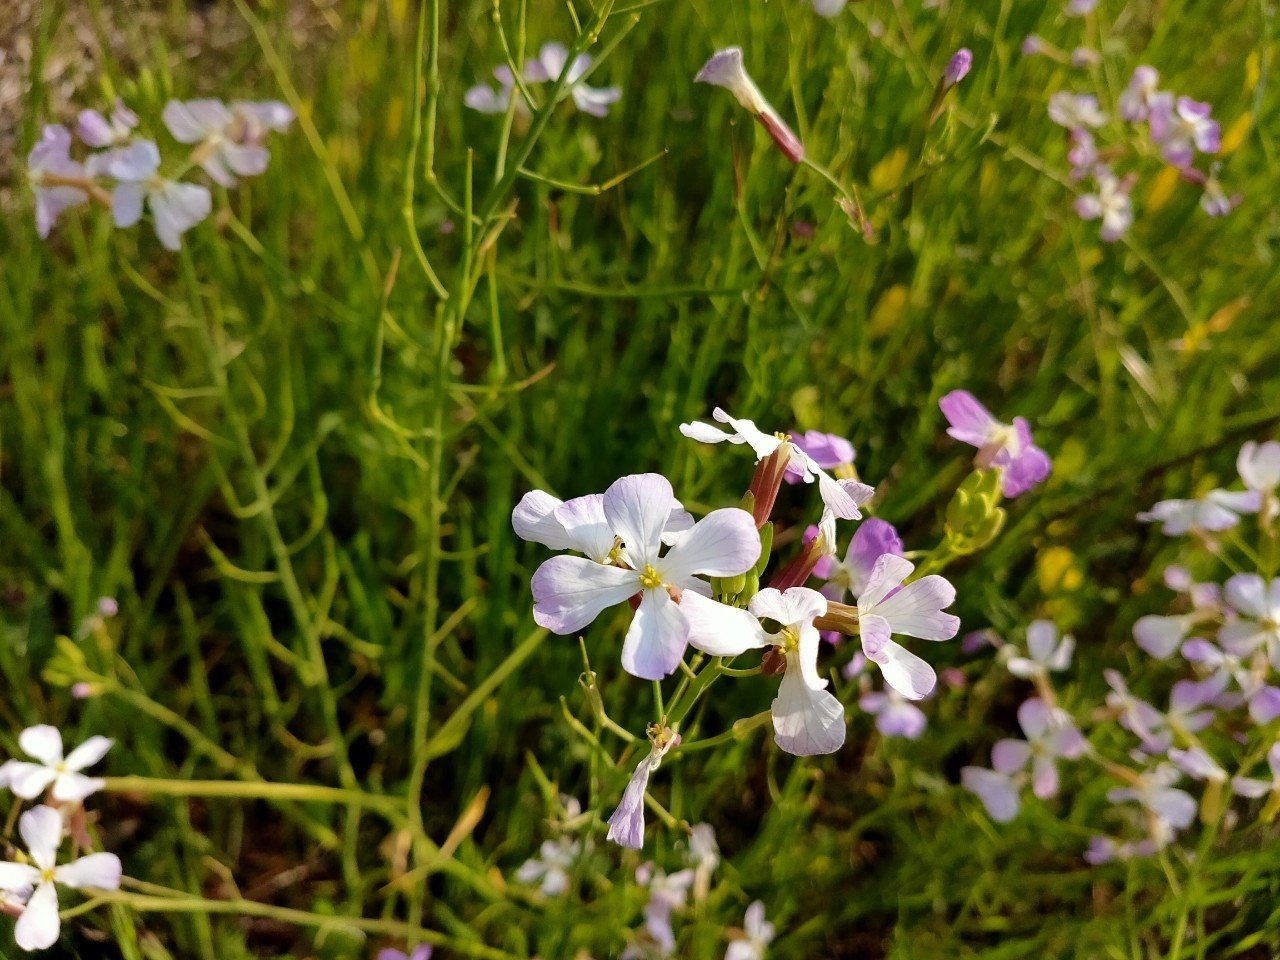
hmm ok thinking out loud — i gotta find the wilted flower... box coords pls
[0,805,121,951]
[1006,619,1074,679]
[163,98,293,187]
[749,587,845,755]
[2,725,112,803]
[859,686,927,739]
[725,901,775,960]
[680,408,873,547]
[92,140,212,251]
[530,473,763,680]
[938,390,1052,497]
[27,125,91,239]
[607,727,681,849]
[1149,96,1220,168]
[1218,574,1280,669]
[1137,489,1260,536]
[695,48,804,163]
[856,555,960,700]
[1075,167,1133,242]
[76,99,138,148]
[1048,92,1107,130]
[1118,66,1163,122]
[525,42,621,117]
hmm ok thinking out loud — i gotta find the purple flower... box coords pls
[938,390,1052,497]
[1149,96,1220,168]
[76,99,138,148]
[859,687,927,739]
[856,555,960,700]
[681,408,874,547]
[606,730,681,849]
[1137,489,1260,535]
[1233,743,1280,798]
[944,49,973,89]
[27,125,90,238]
[163,98,293,187]
[377,947,433,960]
[1106,763,1197,845]
[995,698,1087,800]
[695,48,805,164]
[93,139,212,251]
[1006,619,1074,678]
[1048,92,1107,130]
[1118,66,1162,122]
[465,66,524,115]
[520,43,622,117]
[1198,166,1239,217]
[530,474,764,679]
[749,587,846,755]
[1067,129,1098,180]
[1167,746,1226,784]
[783,430,855,483]
[1218,574,1280,669]
[812,518,904,603]
[1021,35,1048,57]
[1075,167,1133,242]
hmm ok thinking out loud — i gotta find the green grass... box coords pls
[3,0,1280,957]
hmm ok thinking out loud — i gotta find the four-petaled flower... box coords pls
[524,42,622,117]
[163,98,294,187]
[92,140,212,251]
[749,587,845,756]
[856,555,960,700]
[1074,167,1133,242]
[1149,96,1220,169]
[1048,92,1107,130]
[1,725,112,803]
[1218,574,1280,670]
[938,390,1051,497]
[530,473,763,680]
[0,806,122,951]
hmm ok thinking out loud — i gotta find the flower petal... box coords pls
[620,590,689,680]
[771,660,845,756]
[872,575,960,641]
[19,726,63,766]
[939,390,998,447]
[530,556,638,634]
[604,474,673,570]
[63,736,112,773]
[14,881,60,951]
[55,852,122,891]
[961,767,1019,822]
[681,592,766,657]
[662,508,760,581]
[18,807,62,872]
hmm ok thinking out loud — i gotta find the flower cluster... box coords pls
[28,96,292,249]
[0,726,120,951]
[964,437,1280,864]
[516,395,1052,851]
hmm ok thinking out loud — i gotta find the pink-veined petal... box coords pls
[662,508,760,581]
[620,590,689,680]
[530,556,638,634]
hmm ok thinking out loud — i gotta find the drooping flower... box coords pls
[1075,167,1134,242]
[606,727,681,849]
[1048,92,1107,130]
[162,98,294,187]
[1137,489,1260,536]
[0,805,122,951]
[748,587,845,755]
[76,100,139,148]
[938,390,1052,497]
[27,125,90,239]
[812,518,904,604]
[1117,66,1163,122]
[783,430,855,483]
[681,408,873,547]
[858,686,927,739]
[695,48,805,164]
[525,42,621,117]
[725,901,775,960]
[1218,574,1280,669]
[3,725,112,803]
[514,836,581,895]
[1005,619,1074,679]
[856,555,960,700]
[1149,96,1220,168]
[512,489,692,564]
[92,140,212,251]
[530,474,763,680]
[1233,743,1280,798]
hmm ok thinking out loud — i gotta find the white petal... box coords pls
[620,590,689,680]
[859,555,914,611]
[511,490,570,548]
[661,508,760,581]
[530,556,639,634]
[873,575,960,641]
[961,767,1019,823]
[1025,620,1058,662]
[19,807,63,871]
[63,736,112,773]
[771,661,845,755]
[14,882,60,951]
[681,592,767,656]
[748,586,827,627]
[603,474,673,570]
[678,420,736,445]
[1226,574,1269,618]
[19,726,63,765]
[55,853,122,890]
[815,471,873,521]
[7,764,58,800]
[863,626,936,700]
[0,862,40,893]
[52,772,105,803]
[553,494,616,563]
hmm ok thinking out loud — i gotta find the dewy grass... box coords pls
[3,0,1280,957]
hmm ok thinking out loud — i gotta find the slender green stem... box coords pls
[101,777,404,817]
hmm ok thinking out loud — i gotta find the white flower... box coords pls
[856,555,960,700]
[1239,442,1280,494]
[749,588,845,756]
[686,823,719,874]
[680,408,873,548]
[92,140,212,251]
[514,837,581,895]
[525,43,621,117]
[1048,91,1107,129]
[162,98,293,187]
[1005,619,1074,679]
[1218,574,1280,669]
[76,99,139,148]
[512,489,692,564]
[530,473,764,680]
[0,806,121,951]
[3,725,112,803]
[725,901,775,960]
[1137,489,1260,536]
[1074,167,1133,242]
